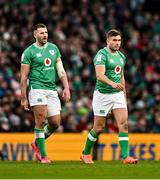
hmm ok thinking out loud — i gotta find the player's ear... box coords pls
[33,30,37,39]
[107,36,111,45]
[106,38,109,45]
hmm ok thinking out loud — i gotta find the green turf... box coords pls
[0,161,160,179]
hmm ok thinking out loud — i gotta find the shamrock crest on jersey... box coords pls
[49,50,55,55]
[120,58,124,65]
[44,58,51,66]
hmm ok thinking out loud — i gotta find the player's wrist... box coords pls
[21,95,27,100]
[64,86,70,90]
[110,81,115,87]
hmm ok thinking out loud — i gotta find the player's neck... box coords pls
[35,41,47,47]
[106,47,117,55]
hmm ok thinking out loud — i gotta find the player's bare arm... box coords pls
[121,69,126,97]
[20,64,30,110]
[95,65,124,90]
[56,58,71,102]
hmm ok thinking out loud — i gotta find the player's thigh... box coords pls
[32,105,48,125]
[112,108,128,127]
[92,90,113,117]
[47,90,61,117]
[29,89,48,123]
[48,115,61,127]
[112,91,127,111]
[112,91,128,123]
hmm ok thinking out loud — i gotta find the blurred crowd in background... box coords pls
[1,0,160,133]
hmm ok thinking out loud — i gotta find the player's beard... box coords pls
[109,47,118,53]
[110,45,120,52]
[37,37,47,46]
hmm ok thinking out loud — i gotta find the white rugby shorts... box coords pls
[28,89,61,117]
[92,90,127,116]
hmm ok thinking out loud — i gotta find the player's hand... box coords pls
[62,88,71,102]
[21,97,29,111]
[111,82,124,90]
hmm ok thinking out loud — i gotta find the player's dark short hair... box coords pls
[33,24,47,32]
[106,29,121,38]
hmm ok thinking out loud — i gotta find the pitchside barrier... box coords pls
[0,133,159,161]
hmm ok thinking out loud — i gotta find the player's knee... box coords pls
[35,120,46,129]
[36,112,46,120]
[93,125,104,135]
[120,121,128,131]
[49,122,59,130]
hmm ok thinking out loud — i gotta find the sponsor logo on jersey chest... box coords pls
[44,58,51,66]
[115,65,121,74]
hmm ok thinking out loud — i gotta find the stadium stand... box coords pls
[0,0,160,133]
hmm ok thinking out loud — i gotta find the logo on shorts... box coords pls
[115,65,121,74]
[37,98,42,102]
[44,58,51,66]
[100,110,105,114]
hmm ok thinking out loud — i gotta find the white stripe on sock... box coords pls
[35,132,45,138]
[88,133,97,142]
[119,137,129,141]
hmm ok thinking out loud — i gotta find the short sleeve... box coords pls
[55,46,61,58]
[21,49,31,64]
[118,51,127,66]
[123,56,127,65]
[93,52,106,66]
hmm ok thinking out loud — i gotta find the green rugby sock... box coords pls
[44,124,57,139]
[83,129,98,155]
[34,128,47,158]
[118,132,129,159]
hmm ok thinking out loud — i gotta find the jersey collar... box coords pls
[33,42,48,49]
[105,47,118,56]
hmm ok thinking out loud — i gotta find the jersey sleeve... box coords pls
[55,46,61,58]
[123,56,127,65]
[21,48,32,65]
[93,52,106,66]
[122,54,127,65]
[118,51,127,66]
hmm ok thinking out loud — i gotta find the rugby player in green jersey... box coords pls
[81,29,138,164]
[20,24,70,163]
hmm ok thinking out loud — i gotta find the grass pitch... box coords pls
[0,160,160,179]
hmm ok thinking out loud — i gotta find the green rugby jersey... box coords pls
[93,47,126,93]
[21,42,61,90]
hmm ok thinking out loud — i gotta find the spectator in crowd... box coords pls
[1,0,160,133]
